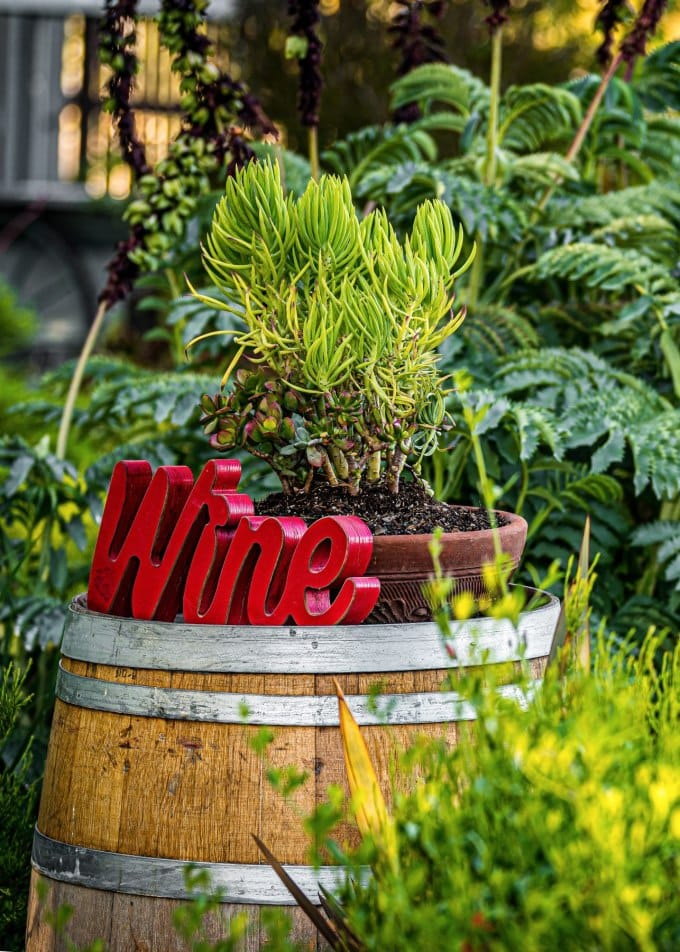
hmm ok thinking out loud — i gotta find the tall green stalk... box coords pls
[468,24,503,311]
[308,127,320,182]
[165,267,187,364]
[55,301,108,460]
[536,52,624,214]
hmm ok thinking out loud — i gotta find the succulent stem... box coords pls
[329,446,350,481]
[320,449,340,486]
[367,451,382,483]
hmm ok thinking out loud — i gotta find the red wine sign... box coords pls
[87,459,380,626]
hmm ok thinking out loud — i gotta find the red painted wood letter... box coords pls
[280,515,380,625]
[88,459,252,620]
[183,515,307,625]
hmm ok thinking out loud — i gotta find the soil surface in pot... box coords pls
[254,480,507,536]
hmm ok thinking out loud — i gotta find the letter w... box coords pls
[87,459,252,620]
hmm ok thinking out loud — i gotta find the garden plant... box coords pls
[193,158,473,502]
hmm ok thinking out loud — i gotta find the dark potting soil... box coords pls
[254,480,505,536]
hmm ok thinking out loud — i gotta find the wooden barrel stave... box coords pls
[27,871,324,952]
[38,661,462,864]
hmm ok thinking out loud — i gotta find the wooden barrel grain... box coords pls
[26,591,559,951]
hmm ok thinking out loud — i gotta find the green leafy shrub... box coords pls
[0,663,38,951]
[329,634,680,950]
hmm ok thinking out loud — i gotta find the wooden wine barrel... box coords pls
[26,591,559,951]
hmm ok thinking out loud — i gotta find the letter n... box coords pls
[183,516,307,625]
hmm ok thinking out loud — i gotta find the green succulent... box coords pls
[193,160,474,494]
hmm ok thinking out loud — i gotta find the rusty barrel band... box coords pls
[61,590,560,674]
[56,662,540,726]
[31,828,348,904]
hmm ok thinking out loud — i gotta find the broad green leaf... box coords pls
[4,454,34,496]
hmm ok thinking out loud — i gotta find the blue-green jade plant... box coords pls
[192,160,474,495]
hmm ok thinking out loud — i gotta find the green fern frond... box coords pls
[642,115,680,178]
[463,304,540,355]
[510,404,563,461]
[629,413,680,497]
[529,242,676,296]
[631,521,680,593]
[632,40,680,112]
[567,75,643,148]
[500,84,582,153]
[451,385,566,462]
[548,182,680,229]
[410,111,469,135]
[355,162,528,246]
[442,174,528,241]
[610,595,680,638]
[495,347,653,399]
[76,368,219,433]
[590,215,680,269]
[506,152,580,188]
[590,428,626,474]
[495,348,680,499]
[43,354,149,389]
[557,471,625,508]
[524,467,625,529]
[632,520,680,549]
[356,161,447,212]
[321,124,436,186]
[525,490,629,583]
[660,546,680,585]
[495,347,603,394]
[595,146,654,184]
[589,105,644,153]
[389,63,489,118]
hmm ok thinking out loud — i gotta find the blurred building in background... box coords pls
[0,0,231,366]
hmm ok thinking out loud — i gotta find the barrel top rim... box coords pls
[62,589,560,673]
[69,587,558,636]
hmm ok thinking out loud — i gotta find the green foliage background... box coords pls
[1,2,680,948]
[323,43,680,635]
[0,665,38,950]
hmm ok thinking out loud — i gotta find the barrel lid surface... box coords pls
[62,590,560,674]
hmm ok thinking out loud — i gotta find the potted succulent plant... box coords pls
[192,159,527,621]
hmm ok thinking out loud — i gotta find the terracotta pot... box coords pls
[367,507,528,623]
